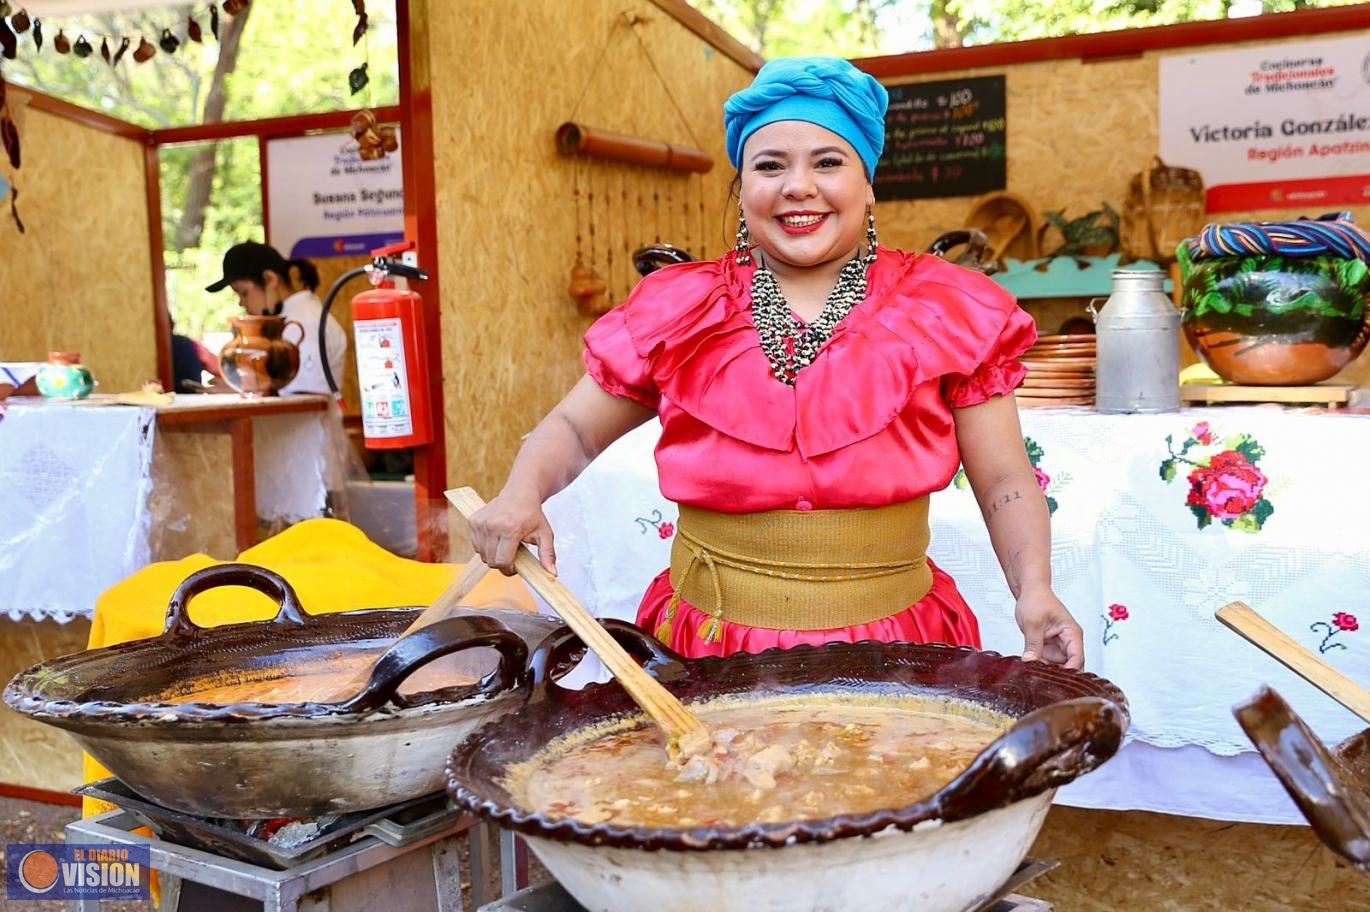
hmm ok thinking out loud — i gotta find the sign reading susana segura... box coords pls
[1160,36,1370,213]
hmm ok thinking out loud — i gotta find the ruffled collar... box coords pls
[624,248,1017,457]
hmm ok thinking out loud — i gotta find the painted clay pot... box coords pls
[1180,251,1370,386]
[35,351,94,400]
[219,315,303,397]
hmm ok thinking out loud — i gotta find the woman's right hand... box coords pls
[467,489,557,576]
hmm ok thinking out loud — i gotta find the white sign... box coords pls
[265,130,405,259]
[354,317,414,439]
[1160,36,1370,212]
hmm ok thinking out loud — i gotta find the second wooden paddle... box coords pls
[1216,601,1370,724]
[447,486,711,758]
[320,556,493,703]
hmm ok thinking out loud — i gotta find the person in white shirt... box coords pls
[206,241,348,396]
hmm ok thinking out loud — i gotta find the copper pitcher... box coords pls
[219,315,303,397]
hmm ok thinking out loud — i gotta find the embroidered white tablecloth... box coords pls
[0,399,336,622]
[542,406,1370,824]
[0,403,156,623]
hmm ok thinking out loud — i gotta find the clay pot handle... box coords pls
[281,318,306,347]
[162,563,308,638]
[1233,685,1370,872]
[933,697,1126,823]
[529,619,689,701]
[337,614,530,715]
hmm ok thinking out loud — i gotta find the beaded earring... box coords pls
[865,207,879,265]
[734,204,752,266]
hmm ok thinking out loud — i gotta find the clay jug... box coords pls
[219,315,303,397]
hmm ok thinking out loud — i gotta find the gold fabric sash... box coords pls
[664,499,933,642]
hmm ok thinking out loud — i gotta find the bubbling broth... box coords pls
[508,694,1009,829]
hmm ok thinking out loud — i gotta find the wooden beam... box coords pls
[6,85,149,141]
[0,781,82,808]
[853,6,1370,79]
[152,106,403,146]
[648,0,764,73]
[145,143,173,392]
[398,0,449,562]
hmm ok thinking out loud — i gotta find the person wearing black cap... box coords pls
[207,241,348,396]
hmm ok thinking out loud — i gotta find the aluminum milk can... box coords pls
[1090,270,1181,414]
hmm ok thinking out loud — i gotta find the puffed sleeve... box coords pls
[583,305,661,410]
[941,289,1037,409]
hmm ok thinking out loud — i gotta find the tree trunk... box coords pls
[174,6,253,252]
[930,0,966,49]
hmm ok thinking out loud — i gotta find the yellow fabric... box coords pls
[82,518,536,819]
[668,500,934,633]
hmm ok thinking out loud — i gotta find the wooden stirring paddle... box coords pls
[319,556,493,704]
[446,486,712,758]
[1216,601,1370,724]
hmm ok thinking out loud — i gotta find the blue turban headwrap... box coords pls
[724,57,889,180]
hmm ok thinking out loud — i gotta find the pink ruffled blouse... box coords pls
[582,247,1036,658]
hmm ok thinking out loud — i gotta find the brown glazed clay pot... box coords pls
[219,315,303,396]
[447,622,1129,912]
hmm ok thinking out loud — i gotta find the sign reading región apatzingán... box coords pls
[1160,36,1370,212]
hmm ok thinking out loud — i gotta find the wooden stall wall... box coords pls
[0,98,157,392]
[421,0,755,499]
[867,28,1370,385]
[869,31,1370,257]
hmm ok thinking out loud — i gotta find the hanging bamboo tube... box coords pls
[556,122,713,174]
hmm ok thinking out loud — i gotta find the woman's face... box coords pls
[739,120,874,271]
[230,273,282,316]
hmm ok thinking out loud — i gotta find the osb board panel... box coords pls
[873,33,1370,258]
[0,106,157,392]
[309,254,369,413]
[0,619,90,791]
[1032,805,1369,911]
[148,430,237,562]
[425,0,753,497]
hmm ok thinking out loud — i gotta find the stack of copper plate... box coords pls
[1017,334,1095,407]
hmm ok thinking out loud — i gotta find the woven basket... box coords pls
[1120,156,1205,264]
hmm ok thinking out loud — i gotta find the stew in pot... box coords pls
[507,693,1008,829]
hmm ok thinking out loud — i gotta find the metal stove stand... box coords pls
[477,859,1058,912]
[64,806,497,912]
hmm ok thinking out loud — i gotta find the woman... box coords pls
[471,57,1085,668]
[206,241,348,396]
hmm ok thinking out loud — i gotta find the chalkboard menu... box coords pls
[874,75,1007,202]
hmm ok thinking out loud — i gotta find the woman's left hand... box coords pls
[1015,588,1085,669]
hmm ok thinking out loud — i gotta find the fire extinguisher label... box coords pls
[355,317,415,438]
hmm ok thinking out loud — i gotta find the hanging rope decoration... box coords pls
[562,12,713,317]
[0,2,247,66]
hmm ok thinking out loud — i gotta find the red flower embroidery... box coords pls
[1185,451,1268,521]
[1191,422,1214,445]
[1108,604,1129,622]
[1334,611,1359,633]
[1033,466,1050,492]
[658,522,675,539]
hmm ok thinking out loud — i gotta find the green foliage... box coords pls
[1043,204,1120,257]
[691,0,1355,55]
[4,1,399,341]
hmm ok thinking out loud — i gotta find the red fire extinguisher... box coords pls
[350,241,434,449]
